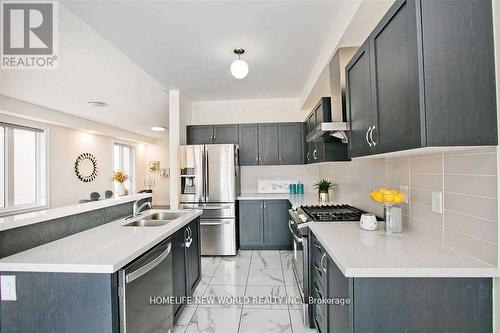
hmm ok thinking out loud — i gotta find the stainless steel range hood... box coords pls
[306,122,349,143]
[306,47,358,144]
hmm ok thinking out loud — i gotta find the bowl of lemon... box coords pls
[370,188,405,234]
[370,188,405,204]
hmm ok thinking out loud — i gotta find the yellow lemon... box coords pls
[383,193,394,203]
[394,193,405,203]
[370,191,384,202]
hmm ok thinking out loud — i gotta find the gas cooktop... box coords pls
[300,204,366,222]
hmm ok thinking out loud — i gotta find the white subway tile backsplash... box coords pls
[444,175,497,198]
[318,147,498,264]
[444,153,497,175]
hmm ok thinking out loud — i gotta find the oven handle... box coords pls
[288,220,303,243]
[125,242,171,284]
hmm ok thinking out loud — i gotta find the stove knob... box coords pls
[298,214,308,222]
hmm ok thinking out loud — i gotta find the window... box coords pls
[0,122,47,215]
[113,143,135,194]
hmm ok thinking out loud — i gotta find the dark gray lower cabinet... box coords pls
[185,218,201,295]
[310,234,493,333]
[239,200,292,250]
[172,226,188,320]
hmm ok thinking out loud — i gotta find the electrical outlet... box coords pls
[399,185,409,204]
[1,275,17,301]
[431,192,443,214]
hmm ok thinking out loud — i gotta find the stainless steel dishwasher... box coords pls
[118,239,173,333]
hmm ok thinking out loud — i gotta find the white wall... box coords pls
[143,138,170,206]
[190,97,307,124]
[1,105,168,209]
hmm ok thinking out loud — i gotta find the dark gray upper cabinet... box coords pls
[371,0,421,153]
[346,0,497,158]
[238,124,259,166]
[421,0,497,146]
[239,200,264,247]
[278,123,304,165]
[346,41,374,158]
[314,97,332,124]
[213,124,239,144]
[187,125,214,144]
[258,123,279,165]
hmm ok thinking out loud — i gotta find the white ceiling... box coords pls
[62,1,350,101]
[0,4,169,139]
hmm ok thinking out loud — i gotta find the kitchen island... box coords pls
[0,209,202,332]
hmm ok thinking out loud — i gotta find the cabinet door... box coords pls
[306,112,316,134]
[238,124,259,166]
[172,227,187,319]
[258,123,279,165]
[186,219,201,295]
[263,200,292,247]
[327,256,353,333]
[239,200,264,247]
[370,0,421,153]
[278,123,304,165]
[214,124,239,144]
[314,97,332,124]
[346,41,374,158]
[187,125,214,144]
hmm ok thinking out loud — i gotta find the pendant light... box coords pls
[231,48,249,79]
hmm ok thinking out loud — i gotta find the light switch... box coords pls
[1,275,17,301]
[431,192,443,214]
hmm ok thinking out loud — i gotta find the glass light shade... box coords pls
[230,59,249,79]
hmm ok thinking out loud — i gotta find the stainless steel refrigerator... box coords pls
[178,144,240,255]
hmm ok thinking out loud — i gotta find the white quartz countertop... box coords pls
[237,193,341,207]
[0,209,202,273]
[309,223,499,278]
[0,193,153,231]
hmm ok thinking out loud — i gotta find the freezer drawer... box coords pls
[200,219,237,255]
[179,202,236,219]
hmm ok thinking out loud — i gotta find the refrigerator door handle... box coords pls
[202,147,207,202]
[205,148,209,202]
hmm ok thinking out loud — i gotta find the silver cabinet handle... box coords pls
[255,157,258,161]
[314,263,322,274]
[288,220,303,243]
[313,149,317,160]
[200,220,231,225]
[320,253,327,272]
[261,202,264,209]
[313,242,322,249]
[125,243,171,283]
[314,285,324,300]
[366,126,373,147]
[370,125,376,146]
[306,152,310,161]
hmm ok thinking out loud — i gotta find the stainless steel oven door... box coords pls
[288,219,304,299]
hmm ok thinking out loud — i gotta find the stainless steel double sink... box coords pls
[123,211,186,227]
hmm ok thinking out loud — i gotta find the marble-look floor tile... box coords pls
[289,309,316,333]
[219,256,251,270]
[247,269,284,285]
[283,269,297,286]
[185,307,242,333]
[201,256,222,269]
[280,251,294,270]
[285,283,304,310]
[193,281,208,297]
[210,267,249,285]
[201,267,217,284]
[173,324,187,333]
[237,250,253,257]
[239,309,292,333]
[200,284,246,308]
[176,305,198,325]
[244,285,288,309]
[250,254,282,269]
[254,250,281,258]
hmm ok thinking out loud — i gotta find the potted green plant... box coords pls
[314,179,334,202]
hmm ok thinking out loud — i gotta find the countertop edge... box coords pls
[310,225,500,278]
[0,209,203,274]
[0,193,153,231]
